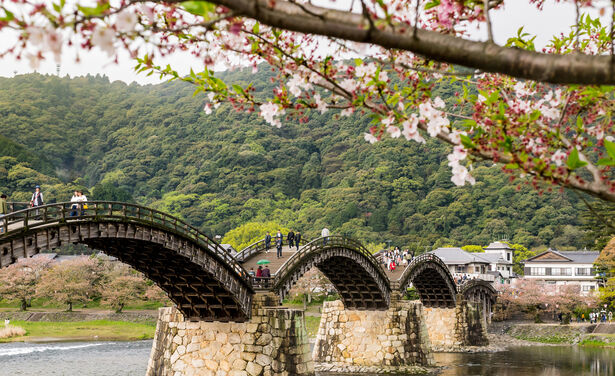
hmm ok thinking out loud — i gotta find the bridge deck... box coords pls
[241,246,400,280]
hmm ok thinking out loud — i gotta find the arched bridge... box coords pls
[1,202,496,320]
[0,202,253,322]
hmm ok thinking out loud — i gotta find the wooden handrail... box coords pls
[0,201,252,289]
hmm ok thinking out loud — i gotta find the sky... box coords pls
[0,0,608,85]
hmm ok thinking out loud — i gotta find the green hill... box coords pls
[0,73,587,251]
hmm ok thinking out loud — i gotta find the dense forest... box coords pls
[0,73,594,252]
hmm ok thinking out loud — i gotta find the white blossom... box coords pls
[203,103,212,115]
[551,149,567,167]
[92,27,116,56]
[364,133,378,144]
[340,107,354,117]
[116,11,138,33]
[26,27,45,46]
[26,52,43,70]
[260,102,285,128]
[387,126,401,138]
[287,74,312,98]
[401,115,425,143]
[314,94,327,114]
[339,78,357,93]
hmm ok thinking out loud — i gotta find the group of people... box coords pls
[582,311,613,323]
[70,190,88,216]
[264,229,302,259]
[382,247,412,272]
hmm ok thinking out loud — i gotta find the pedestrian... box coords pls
[70,190,80,217]
[276,236,283,259]
[249,267,255,277]
[287,229,295,249]
[609,311,612,323]
[0,193,7,234]
[321,227,329,245]
[79,190,88,216]
[265,232,272,253]
[276,229,283,247]
[295,231,301,251]
[30,185,44,217]
[262,265,271,287]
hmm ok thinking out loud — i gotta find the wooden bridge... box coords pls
[0,202,496,321]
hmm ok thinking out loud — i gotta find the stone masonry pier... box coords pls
[423,300,488,351]
[146,294,314,376]
[312,298,434,367]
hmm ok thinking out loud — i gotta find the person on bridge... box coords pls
[276,230,283,246]
[265,232,272,253]
[295,231,301,250]
[0,194,7,234]
[262,265,271,287]
[70,190,81,217]
[287,230,295,248]
[276,236,283,258]
[321,227,329,245]
[30,185,44,217]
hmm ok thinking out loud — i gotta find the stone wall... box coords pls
[312,299,433,367]
[147,300,313,375]
[423,301,488,351]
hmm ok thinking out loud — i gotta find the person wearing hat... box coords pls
[30,185,44,217]
[0,193,7,234]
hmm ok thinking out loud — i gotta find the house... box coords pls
[480,241,514,279]
[429,247,496,282]
[522,249,600,294]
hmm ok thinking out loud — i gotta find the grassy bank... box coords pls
[579,334,615,348]
[0,320,157,342]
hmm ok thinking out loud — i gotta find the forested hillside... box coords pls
[0,73,589,251]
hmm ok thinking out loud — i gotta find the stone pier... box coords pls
[423,299,488,351]
[146,294,314,376]
[312,298,434,367]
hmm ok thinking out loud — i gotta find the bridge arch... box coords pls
[272,237,391,310]
[396,253,457,308]
[0,202,253,321]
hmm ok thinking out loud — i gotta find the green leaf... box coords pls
[0,7,14,21]
[252,22,259,34]
[597,158,615,167]
[604,140,615,161]
[566,148,587,170]
[181,1,215,17]
[459,134,476,149]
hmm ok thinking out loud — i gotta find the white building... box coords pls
[429,243,515,283]
[522,249,600,294]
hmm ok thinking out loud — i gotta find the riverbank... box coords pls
[489,322,615,349]
[0,309,158,342]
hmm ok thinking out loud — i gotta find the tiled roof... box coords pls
[429,248,490,265]
[524,249,600,264]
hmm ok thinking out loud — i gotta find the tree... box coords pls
[3,1,615,204]
[222,221,290,251]
[101,264,147,313]
[508,243,537,276]
[36,257,100,311]
[461,245,484,253]
[0,257,52,311]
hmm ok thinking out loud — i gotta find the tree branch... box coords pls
[186,0,615,85]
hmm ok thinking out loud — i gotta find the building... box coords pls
[429,243,515,282]
[522,249,600,294]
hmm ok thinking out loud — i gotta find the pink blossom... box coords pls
[340,107,354,117]
[387,126,401,138]
[551,149,567,167]
[401,115,425,143]
[339,78,357,93]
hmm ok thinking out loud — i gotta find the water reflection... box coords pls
[434,346,615,376]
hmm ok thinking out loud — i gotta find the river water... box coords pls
[1,340,614,375]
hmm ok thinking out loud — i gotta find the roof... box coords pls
[221,244,237,253]
[429,248,490,265]
[484,241,513,251]
[523,249,600,264]
[479,252,513,265]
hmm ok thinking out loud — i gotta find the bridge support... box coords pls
[312,295,434,368]
[147,293,314,376]
[423,297,488,351]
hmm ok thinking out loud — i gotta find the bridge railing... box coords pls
[0,201,252,286]
[6,202,30,213]
[235,234,310,263]
[271,235,386,287]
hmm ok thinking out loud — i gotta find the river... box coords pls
[1,341,614,375]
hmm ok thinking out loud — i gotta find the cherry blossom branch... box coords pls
[191,0,615,85]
